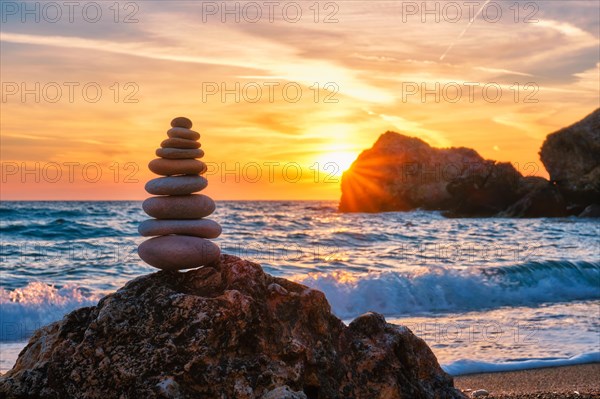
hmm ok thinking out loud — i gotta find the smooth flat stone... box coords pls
[138,219,222,238]
[148,159,207,176]
[142,194,215,219]
[156,148,204,159]
[161,138,200,149]
[145,176,207,195]
[167,127,200,141]
[171,116,193,129]
[138,235,220,270]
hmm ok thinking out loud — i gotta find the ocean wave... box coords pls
[443,352,600,376]
[297,261,600,318]
[332,231,390,242]
[0,206,87,219]
[0,282,100,341]
[1,219,129,239]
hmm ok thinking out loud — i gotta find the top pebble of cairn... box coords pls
[171,116,193,129]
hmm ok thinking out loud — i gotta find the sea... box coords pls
[1,201,599,375]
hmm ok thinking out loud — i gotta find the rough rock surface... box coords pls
[498,177,568,218]
[339,132,525,216]
[540,108,600,206]
[444,162,522,217]
[339,132,486,213]
[0,255,464,399]
[579,204,600,218]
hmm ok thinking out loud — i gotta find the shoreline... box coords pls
[454,363,600,398]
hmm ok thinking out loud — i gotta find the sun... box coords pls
[315,151,357,176]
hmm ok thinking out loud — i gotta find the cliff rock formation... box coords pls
[540,108,600,210]
[340,109,599,217]
[339,132,525,216]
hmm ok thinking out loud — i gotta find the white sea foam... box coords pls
[443,352,600,375]
[0,282,100,341]
[297,261,600,319]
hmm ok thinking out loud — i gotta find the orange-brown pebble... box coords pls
[138,218,222,238]
[145,175,208,195]
[148,158,207,176]
[161,137,201,149]
[142,194,215,219]
[171,117,193,129]
[138,235,220,270]
[156,148,205,159]
[167,127,200,141]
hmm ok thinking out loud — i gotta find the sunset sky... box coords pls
[1,0,598,200]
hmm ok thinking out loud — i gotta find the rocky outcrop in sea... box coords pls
[0,255,465,399]
[540,108,600,215]
[339,109,599,217]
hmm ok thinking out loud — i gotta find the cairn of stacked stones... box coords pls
[138,117,221,271]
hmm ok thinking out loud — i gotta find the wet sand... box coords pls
[454,363,600,398]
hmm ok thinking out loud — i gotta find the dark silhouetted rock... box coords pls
[339,132,488,213]
[0,255,464,399]
[339,132,523,216]
[540,109,600,206]
[579,204,600,218]
[444,162,522,217]
[498,177,568,218]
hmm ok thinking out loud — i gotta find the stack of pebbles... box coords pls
[138,117,221,271]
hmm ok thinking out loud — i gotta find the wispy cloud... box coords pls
[1,31,393,104]
[377,114,451,147]
[473,66,533,77]
[1,32,257,68]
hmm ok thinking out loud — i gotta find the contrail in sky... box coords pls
[440,0,493,61]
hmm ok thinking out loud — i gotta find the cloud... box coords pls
[536,19,596,39]
[473,67,533,77]
[572,63,600,90]
[377,114,451,147]
[1,31,393,104]
[0,32,257,68]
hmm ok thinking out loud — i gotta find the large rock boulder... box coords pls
[0,255,464,399]
[579,204,600,218]
[540,108,600,206]
[339,132,487,212]
[444,161,523,217]
[498,177,568,218]
[339,132,524,216]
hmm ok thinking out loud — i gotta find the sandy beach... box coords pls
[455,363,600,398]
